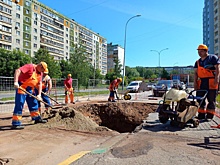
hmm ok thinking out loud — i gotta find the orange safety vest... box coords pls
[18,69,41,94]
[197,60,218,90]
[109,80,119,91]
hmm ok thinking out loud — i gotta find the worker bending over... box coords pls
[108,78,122,102]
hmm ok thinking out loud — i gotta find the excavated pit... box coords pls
[42,102,157,133]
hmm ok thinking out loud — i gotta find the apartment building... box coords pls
[0,0,107,75]
[203,0,220,55]
[107,43,124,73]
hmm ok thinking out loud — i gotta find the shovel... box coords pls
[19,87,64,109]
[41,91,66,106]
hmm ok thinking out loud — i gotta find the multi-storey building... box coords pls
[203,0,220,55]
[0,0,107,75]
[107,43,124,73]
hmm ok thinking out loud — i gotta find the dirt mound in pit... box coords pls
[42,106,111,132]
[75,102,157,133]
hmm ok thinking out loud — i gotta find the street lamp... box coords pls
[150,48,169,67]
[122,14,141,90]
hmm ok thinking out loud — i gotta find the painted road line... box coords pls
[58,151,90,165]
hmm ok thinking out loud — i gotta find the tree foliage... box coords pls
[32,48,62,78]
[0,49,31,77]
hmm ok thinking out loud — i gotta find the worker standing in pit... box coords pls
[108,78,122,102]
[64,74,75,104]
[194,44,220,120]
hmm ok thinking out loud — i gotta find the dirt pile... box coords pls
[42,102,157,133]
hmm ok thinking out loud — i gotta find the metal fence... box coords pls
[0,77,110,113]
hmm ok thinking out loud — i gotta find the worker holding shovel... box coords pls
[12,62,48,129]
[108,78,122,102]
[35,68,52,114]
[64,74,75,104]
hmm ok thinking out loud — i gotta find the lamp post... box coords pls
[122,14,141,90]
[150,48,169,67]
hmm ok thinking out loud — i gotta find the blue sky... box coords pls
[38,0,204,67]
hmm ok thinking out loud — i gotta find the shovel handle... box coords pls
[19,87,52,107]
[41,91,60,104]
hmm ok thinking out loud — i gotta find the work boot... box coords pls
[11,125,24,130]
[71,102,75,104]
[108,98,111,102]
[34,119,48,124]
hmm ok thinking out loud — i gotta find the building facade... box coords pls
[107,43,124,73]
[203,0,220,55]
[0,0,107,75]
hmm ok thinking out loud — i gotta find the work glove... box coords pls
[14,82,19,89]
[37,95,42,101]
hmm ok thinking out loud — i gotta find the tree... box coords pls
[69,45,93,87]
[0,49,31,76]
[32,48,62,78]
[161,68,170,80]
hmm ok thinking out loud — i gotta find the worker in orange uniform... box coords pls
[35,68,52,113]
[194,44,220,120]
[108,78,122,102]
[12,62,48,129]
[64,74,75,104]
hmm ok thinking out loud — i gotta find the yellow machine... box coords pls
[156,88,203,128]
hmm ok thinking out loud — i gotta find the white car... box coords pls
[126,81,143,93]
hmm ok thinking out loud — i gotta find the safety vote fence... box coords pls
[0,76,110,113]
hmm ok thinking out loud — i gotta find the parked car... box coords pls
[172,79,182,89]
[153,80,174,97]
[126,81,143,93]
[147,83,156,90]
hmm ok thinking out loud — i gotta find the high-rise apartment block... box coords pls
[203,0,220,55]
[0,0,107,75]
[107,43,124,73]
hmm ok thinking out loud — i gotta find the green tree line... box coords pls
[0,47,193,87]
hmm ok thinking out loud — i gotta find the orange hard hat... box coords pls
[197,44,208,50]
[67,74,71,77]
[44,68,49,74]
[40,61,48,70]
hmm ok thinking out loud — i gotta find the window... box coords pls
[34,43,37,48]
[34,36,37,41]
[16,13,20,19]
[16,47,20,51]
[34,5,38,10]
[26,1,30,6]
[26,9,29,14]
[70,23,74,28]
[16,22,20,28]
[66,34,68,37]
[34,21,37,25]
[16,39,20,44]
[34,28,37,33]
[16,5,20,10]
[25,34,29,38]
[66,40,68,44]
[25,50,29,54]
[25,26,30,31]
[25,41,29,46]
[16,31,20,35]
[25,17,30,22]
[66,28,68,31]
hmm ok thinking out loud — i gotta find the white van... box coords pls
[126,81,145,93]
